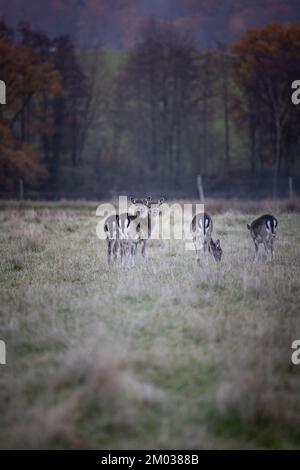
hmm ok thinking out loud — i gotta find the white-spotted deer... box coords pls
[104,197,148,265]
[138,198,164,260]
[247,214,278,260]
[125,197,164,267]
[190,212,222,264]
[104,214,120,264]
[104,197,153,266]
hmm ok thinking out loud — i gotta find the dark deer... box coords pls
[190,212,222,264]
[104,197,151,265]
[247,214,278,260]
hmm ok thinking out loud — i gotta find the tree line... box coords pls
[1,19,300,198]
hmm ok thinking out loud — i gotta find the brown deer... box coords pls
[104,197,151,265]
[247,214,278,260]
[190,212,222,264]
[124,197,164,267]
[104,213,120,264]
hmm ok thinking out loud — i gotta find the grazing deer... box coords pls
[209,238,222,262]
[247,214,278,260]
[190,212,222,264]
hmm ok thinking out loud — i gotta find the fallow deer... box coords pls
[190,212,222,264]
[138,198,164,259]
[124,197,164,267]
[247,214,278,260]
[104,197,151,265]
[104,213,120,264]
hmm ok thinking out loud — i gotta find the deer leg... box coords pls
[126,241,131,266]
[113,240,119,262]
[107,239,112,265]
[141,239,147,259]
[270,238,275,260]
[121,241,128,267]
[123,241,129,266]
[120,241,124,265]
[192,238,198,264]
[194,244,201,265]
[130,243,137,268]
[263,241,270,261]
[267,240,273,261]
[204,240,210,264]
[254,240,259,260]
[120,241,125,266]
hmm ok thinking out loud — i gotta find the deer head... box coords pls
[209,238,222,262]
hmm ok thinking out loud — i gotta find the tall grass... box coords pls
[0,205,300,448]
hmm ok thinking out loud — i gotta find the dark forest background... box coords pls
[1,15,300,199]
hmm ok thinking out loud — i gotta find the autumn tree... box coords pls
[232,23,300,195]
[0,28,61,189]
[0,123,47,189]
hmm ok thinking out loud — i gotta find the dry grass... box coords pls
[0,203,300,449]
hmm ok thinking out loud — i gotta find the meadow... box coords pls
[0,199,300,449]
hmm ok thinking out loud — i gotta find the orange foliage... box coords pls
[0,124,48,189]
[232,23,300,173]
[232,23,300,93]
[0,36,62,120]
[0,35,62,189]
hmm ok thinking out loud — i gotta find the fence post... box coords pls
[19,178,24,201]
[289,176,294,200]
[197,175,205,202]
[0,340,6,365]
[0,80,6,105]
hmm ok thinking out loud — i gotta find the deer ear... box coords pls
[247,224,251,230]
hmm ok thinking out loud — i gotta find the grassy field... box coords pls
[1,200,300,449]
